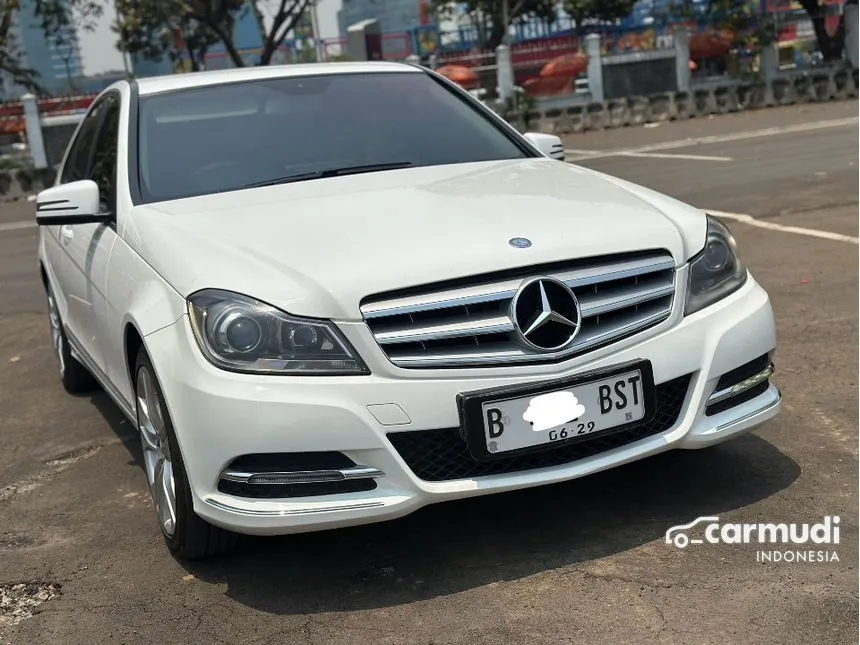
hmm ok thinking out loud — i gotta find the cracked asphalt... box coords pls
[0,101,857,644]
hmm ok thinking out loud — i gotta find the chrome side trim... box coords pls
[220,465,385,485]
[707,363,775,406]
[204,498,386,517]
[65,328,136,422]
[714,387,782,432]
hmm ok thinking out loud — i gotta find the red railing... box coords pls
[0,94,95,135]
[0,94,96,119]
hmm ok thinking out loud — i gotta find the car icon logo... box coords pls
[665,516,720,549]
[509,237,532,248]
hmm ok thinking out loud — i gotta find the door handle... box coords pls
[60,226,74,242]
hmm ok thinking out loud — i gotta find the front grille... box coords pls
[387,373,692,482]
[360,250,677,368]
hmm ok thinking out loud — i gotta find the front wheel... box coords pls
[134,349,238,560]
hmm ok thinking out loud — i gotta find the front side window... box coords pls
[89,94,120,213]
[136,71,531,203]
[60,97,109,183]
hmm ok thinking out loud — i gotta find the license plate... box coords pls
[457,361,655,462]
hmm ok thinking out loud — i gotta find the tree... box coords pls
[114,0,314,70]
[562,0,637,35]
[0,0,101,94]
[669,0,851,62]
[796,0,853,61]
[433,0,558,51]
[115,0,221,72]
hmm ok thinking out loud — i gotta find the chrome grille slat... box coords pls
[387,301,673,368]
[578,281,675,317]
[375,315,515,345]
[360,253,675,320]
[360,251,678,368]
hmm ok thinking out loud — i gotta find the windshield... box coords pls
[135,71,532,203]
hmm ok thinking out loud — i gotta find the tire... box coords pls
[134,349,239,560]
[46,282,97,395]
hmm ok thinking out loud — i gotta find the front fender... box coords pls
[105,237,187,406]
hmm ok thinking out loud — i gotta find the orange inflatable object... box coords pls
[436,64,480,89]
[690,29,734,59]
[539,53,588,79]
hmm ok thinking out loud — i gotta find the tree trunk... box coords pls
[799,0,845,62]
[195,15,245,67]
[259,0,310,66]
[486,15,507,50]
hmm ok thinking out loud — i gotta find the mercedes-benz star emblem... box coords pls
[510,277,581,352]
[509,237,532,249]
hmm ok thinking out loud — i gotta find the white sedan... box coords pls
[35,62,781,560]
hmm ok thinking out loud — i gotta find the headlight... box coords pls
[187,289,368,375]
[684,216,748,316]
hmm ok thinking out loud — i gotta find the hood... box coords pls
[125,158,707,320]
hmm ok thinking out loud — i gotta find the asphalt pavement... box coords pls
[0,101,857,645]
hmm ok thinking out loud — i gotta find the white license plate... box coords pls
[479,369,646,455]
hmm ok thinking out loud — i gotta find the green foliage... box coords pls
[667,0,847,61]
[562,0,637,34]
[432,0,558,50]
[1,0,101,94]
[114,0,222,72]
[114,0,313,69]
[0,156,32,171]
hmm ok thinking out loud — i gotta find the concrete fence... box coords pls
[502,65,859,135]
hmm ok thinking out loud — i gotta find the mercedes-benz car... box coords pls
[35,62,781,560]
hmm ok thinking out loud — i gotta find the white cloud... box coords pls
[522,391,586,432]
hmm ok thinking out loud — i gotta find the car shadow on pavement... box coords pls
[178,431,799,614]
[88,392,144,466]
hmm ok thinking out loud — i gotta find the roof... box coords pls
[134,61,422,97]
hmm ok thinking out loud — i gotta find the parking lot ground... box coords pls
[0,102,857,645]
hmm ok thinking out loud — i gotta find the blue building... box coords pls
[338,0,424,36]
[0,0,84,98]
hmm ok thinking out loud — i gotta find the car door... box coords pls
[56,92,121,375]
[43,97,104,322]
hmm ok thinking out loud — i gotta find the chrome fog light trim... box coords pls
[220,466,385,485]
[707,363,774,406]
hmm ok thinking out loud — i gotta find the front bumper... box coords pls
[144,273,781,536]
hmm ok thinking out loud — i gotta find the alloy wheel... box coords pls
[46,290,65,377]
[136,366,177,537]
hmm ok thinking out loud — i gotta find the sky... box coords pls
[78,0,344,75]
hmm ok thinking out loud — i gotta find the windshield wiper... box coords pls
[243,162,415,189]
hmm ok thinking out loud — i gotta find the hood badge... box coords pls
[509,237,532,249]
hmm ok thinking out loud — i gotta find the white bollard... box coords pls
[585,34,604,103]
[496,44,515,102]
[673,26,691,93]
[21,94,48,170]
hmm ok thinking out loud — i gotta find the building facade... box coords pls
[337,0,426,37]
[1,0,84,99]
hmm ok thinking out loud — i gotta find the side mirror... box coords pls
[523,132,565,161]
[35,180,110,226]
